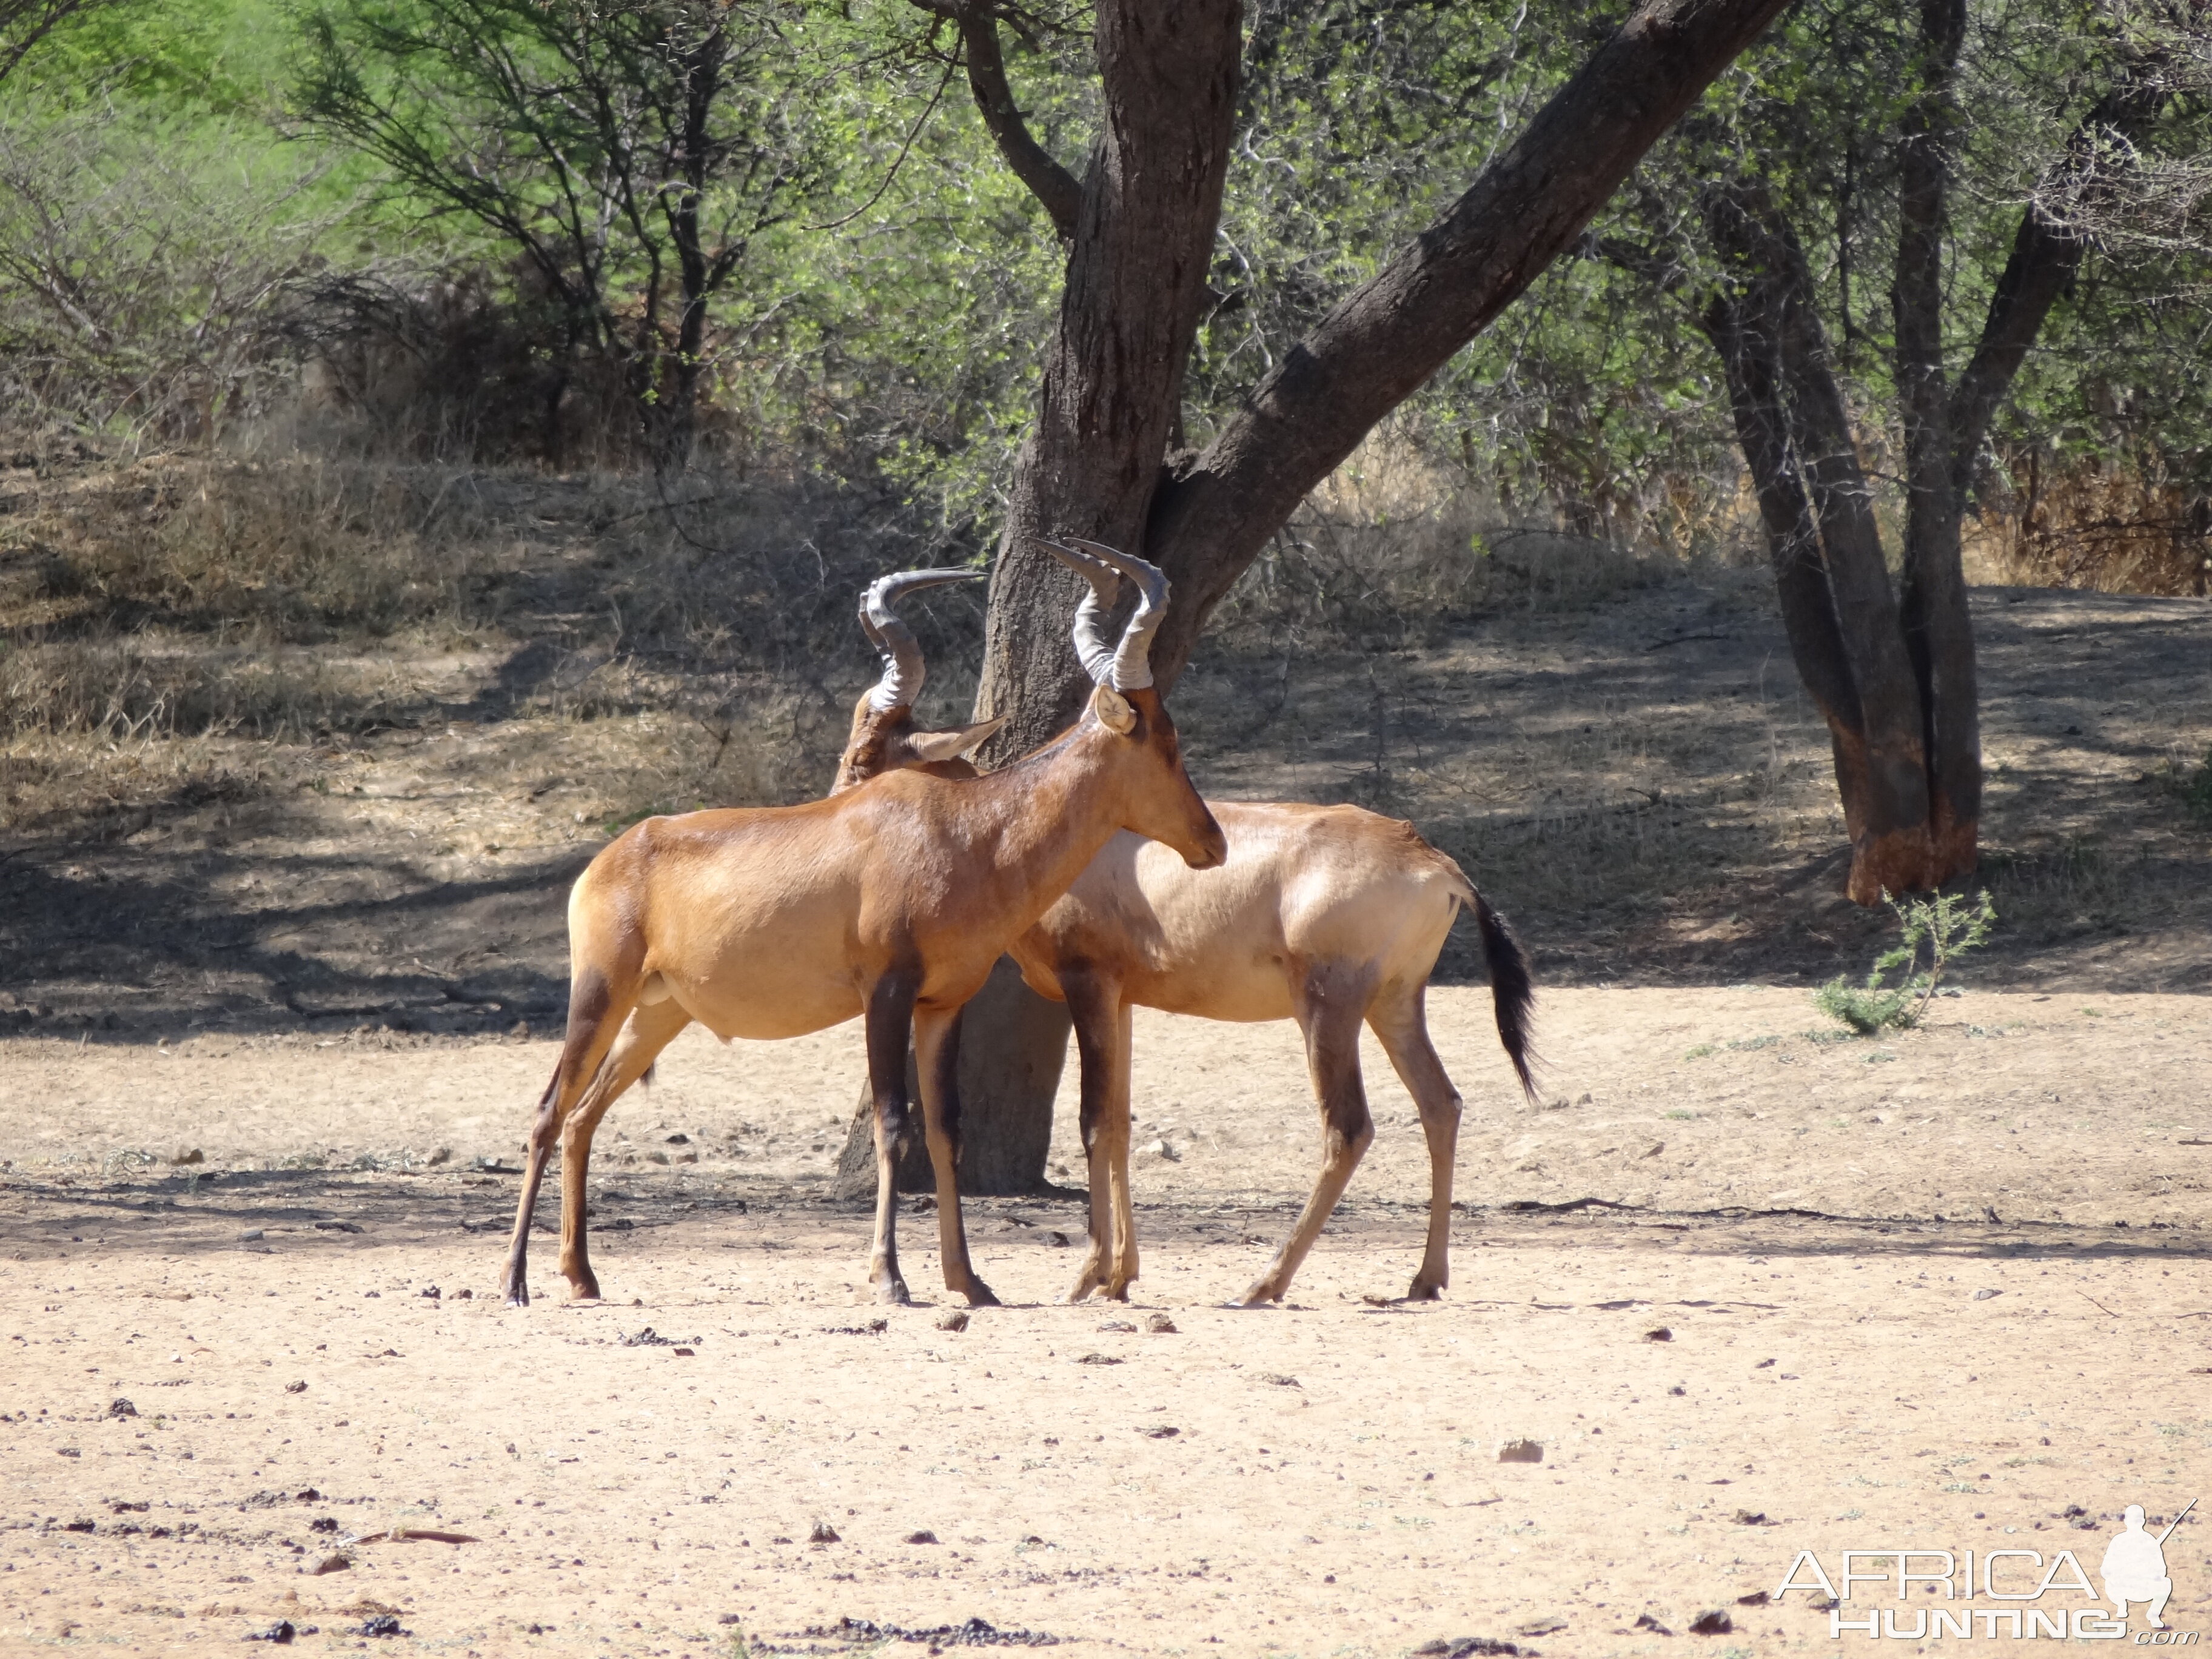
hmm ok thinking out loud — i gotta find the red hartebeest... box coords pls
[836,540,1537,1305]
[500,541,1225,1310]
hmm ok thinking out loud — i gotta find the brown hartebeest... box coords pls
[499,541,1225,1310]
[830,568,1004,794]
[836,539,1537,1305]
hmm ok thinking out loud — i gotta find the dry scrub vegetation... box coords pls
[1,437,2208,1042]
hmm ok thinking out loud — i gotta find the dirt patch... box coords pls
[2,988,2208,1655]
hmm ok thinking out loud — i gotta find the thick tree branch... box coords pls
[1947,68,2171,491]
[1141,0,1793,689]
[916,1,1083,238]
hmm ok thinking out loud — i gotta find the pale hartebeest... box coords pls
[835,540,1537,1305]
[499,542,1225,1310]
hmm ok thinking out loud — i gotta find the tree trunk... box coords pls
[1694,44,2169,904]
[957,0,1795,1185]
[1700,184,1946,902]
[832,956,1070,1199]
[1890,0,1979,888]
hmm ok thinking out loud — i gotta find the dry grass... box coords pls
[1967,455,2212,596]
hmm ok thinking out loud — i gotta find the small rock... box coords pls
[1098,1320,1136,1333]
[1045,1230,1070,1247]
[356,1614,407,1638]
[1074,1352,1122,1366]
[1497,1439,1543,1464]
[243,1620,295,1644]
[1141,1425,1179,1439]
[935,1310,969,1333]
[808,1521,840,1544]
[1145,1313,1177,1333]
[1634,1613,1674,1635]
[1736,1590,1770,1607]
[310,1553,349,1575]
[904,1529,938,1544]
[1972,1287,2001,1300]
[665,1133,689,1145]
[1258,1373,1299,1388]
[237,1230,264,1242]
[453,1288,473,1301]
[1731,1509,1771,1526]
[420,1286,441,1299]
[1644,1327,1672,1342]
[172,1148,204,1166]
[1517,1617,1567,1637]
[284,1381,306,1394]
[1688,1610,1734,1635]
[427,1147,452,1165]
[309,1518,338,1535]
[107,1398,137,1419]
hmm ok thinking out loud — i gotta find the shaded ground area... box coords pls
[3,568,2209,1042]
[2,987,2208,1654]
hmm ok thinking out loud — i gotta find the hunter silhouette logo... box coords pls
[2103,1501,2190,1631]
[1775,1496,2199,1641]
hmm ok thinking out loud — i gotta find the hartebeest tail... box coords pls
[500,539,1223,1310]
[1450,873,1538,1102]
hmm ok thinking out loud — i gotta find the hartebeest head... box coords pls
[832,568,1005,795]
[836,540,1223,870]
[1018,537,1224,870]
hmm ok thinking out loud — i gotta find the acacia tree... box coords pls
[1602,0,2188,901]
[835,0,1795,1194]
[295,0,819,471]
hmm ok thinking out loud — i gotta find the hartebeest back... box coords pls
[834,541,1537,1304]
[500,541,1224,1310]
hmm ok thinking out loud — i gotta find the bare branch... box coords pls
[914,0,1082,238]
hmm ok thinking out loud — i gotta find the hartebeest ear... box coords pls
[1090,685,1136,734]
[904,716,1006,765]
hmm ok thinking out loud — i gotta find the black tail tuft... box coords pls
[1472,893,1538,1100]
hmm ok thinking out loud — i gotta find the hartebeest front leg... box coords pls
[865,970,922,1304]
[1238,962,1378,1305]
[914,1004,999,1307]
[1368,984,1464,1300]
[1060,971,1131,1301]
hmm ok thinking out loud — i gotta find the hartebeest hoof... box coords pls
[503,1287,529,1309]
[961,1280,1002,1309]
[1404,1279,1445,1302]
[1233,1280,1285,1307]
[874,1276,913,1305]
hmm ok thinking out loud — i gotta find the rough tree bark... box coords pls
[840,0,1795,1193]
[1694,52,2170,902]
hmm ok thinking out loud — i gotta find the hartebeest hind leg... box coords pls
[1367,983,1464,1300]
[1236,962,1379,1306]
[502,968,648,1307]
[1062,974,1137,1301]
[914,1004,999,1307]
[865,971,922,1305]
[555,998,692,1301]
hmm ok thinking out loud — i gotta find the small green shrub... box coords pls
[1813,890,1996,1035]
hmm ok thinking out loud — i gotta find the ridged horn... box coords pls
[859,568,982,711]
[1064,537,1167,692]
[1031,538,1122,686]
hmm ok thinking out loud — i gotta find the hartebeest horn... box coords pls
[860,568,983,711]
[1032,538,1169,692]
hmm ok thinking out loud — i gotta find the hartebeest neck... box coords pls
[948,720,1150,928]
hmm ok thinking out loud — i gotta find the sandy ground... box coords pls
[4,987,2209,1657]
